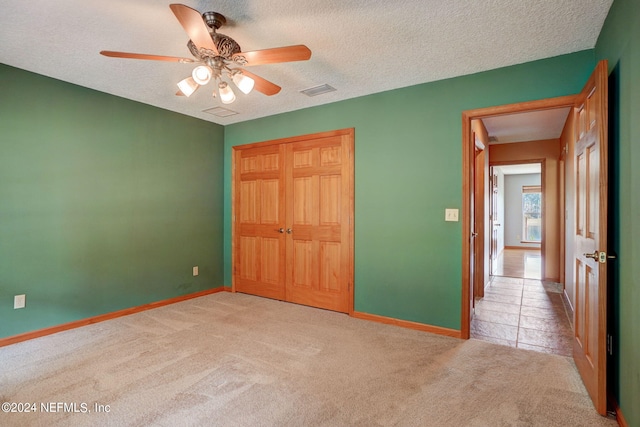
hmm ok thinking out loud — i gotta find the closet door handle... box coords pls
[277,228,285,234]
[286,228,293,234]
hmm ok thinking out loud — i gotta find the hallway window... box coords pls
[522,185,541,242]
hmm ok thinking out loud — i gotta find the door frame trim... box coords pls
[231,128,355,315]
[461,95,576,339]
[489,159,546,279]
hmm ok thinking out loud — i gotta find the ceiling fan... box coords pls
[100,3,311,104]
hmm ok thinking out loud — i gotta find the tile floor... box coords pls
[471,276,574,356]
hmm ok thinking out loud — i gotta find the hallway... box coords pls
[471,276,573,356]
[491,248,542,279]
[472,249,573,356]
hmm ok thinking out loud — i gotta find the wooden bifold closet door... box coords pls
[232,129,354,313]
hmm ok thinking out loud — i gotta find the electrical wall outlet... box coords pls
[193,266,199,276]
[14,294,26,309]
[445,208,459,222]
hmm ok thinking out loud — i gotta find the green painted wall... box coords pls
[0,64,225,338]
[224,50,595,330]
[595,0,640,424]
[3,8,635,419]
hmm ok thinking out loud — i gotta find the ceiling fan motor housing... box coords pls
[186,12,241,60]
[211,33,242,58]
[186,37,241,61]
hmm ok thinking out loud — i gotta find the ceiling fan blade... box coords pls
[100,51,195,63]
[169,4,218,55]
[233,45,311,66]
[240,70,281,96]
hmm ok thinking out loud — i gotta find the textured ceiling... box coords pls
[483,107,572,144]
[1,0,613,125]
[496,164,542,176]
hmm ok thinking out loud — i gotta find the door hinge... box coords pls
[607,334,613,356]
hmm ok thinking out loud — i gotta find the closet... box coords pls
[232,129,354,313]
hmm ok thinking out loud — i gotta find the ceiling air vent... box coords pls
[203,106,239,117]
[300,84,336,97]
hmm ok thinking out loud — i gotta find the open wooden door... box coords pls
[572,60,608,415]
[489,167,499,276]
[468,133,477,320]
[473,139,485,299]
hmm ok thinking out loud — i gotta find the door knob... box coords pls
[286,228,293,234]
[584,250,599,260]
[584,251,616,263]
[584,250,609,263]
[277,228,285,234]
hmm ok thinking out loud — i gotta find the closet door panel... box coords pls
[233,129,354,313]
[233,145,286,300]
[285,134,352,313]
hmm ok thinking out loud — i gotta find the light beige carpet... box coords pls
[0,292,617,426]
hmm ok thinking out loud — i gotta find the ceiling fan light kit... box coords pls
[191,65,212,85]
[217,81,236,104]
[100,4,312,106]
[231,70,255,94]
[177,76,199,97]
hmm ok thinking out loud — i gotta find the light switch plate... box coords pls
[193,266,199,276]
[445,209,459,222]
[14,294,25,309]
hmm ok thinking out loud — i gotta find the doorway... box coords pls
[462,99,576,357]
[476,156,571,356]
[489,162,542,281]
[462,61,611,415]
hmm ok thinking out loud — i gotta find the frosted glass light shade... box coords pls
[232,71,255,94]
[177,77,199,97]
[192,66,212,85]
[218,82,236,104]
